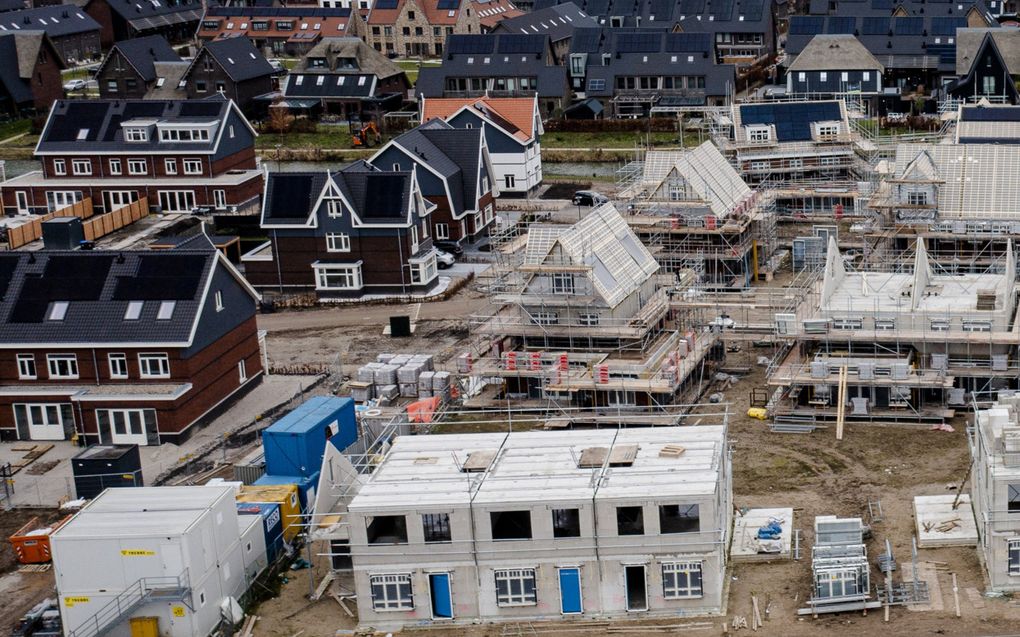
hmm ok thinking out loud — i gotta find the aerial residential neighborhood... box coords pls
[5,0,1020,636]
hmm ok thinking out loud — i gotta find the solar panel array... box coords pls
[0,255,18,301]
[892,17,923,35]
[678,0,705,14]
[437,0,459,7]
[647,0,673,19]
[497,33,545,53]
[826,16,855,33]
[709,0,734,20]
[373,0,398,9]
[210,6,349,15]
[10,255,114,323]
[585,0,611,16]
[48,102,109,142]
[616,31,662,53]
[570,27,601,52]
[363,174,408,218]
[666,32,710,52]
[789,16,825,35]
[447,35,495,54]
[740,102,842,142]
[179,102,225,117]
[871,0,893,9]
[961,106,1020,122]
[740,0,764,21]
[930,16,966,35]
[113,255,206,301]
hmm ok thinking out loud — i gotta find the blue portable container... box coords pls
[236,501,285,562]
[254,471,321,512]
[262,396,357,478]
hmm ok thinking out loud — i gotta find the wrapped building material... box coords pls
[373,364,399,385]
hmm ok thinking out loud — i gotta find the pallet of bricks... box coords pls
[353,354,450,405]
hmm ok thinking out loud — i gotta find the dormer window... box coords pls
[907,190,928,206]
[746,125,770,143]
[814,122,840,139]
[159,127,211,142]
[124,127,148,142]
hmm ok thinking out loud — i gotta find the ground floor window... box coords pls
[96,408,156,445]
[1009,539,1020,576]
[45,191,83,212]
[661,562,703,599]
[495,568,537,606]
[158,190,196,213]
[607,390,636,406]
[314,263,363,291]
[370,573,413,611]
[435,223,450,240]
[13,403,73,441]
[103,190,139,212]
[409,253,437,285]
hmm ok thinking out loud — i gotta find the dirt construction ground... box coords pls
[248,287,1020,637]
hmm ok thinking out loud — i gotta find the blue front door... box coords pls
[559,568,582,614]
[430,573,453,619]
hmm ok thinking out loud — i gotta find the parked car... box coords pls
[572,190,608,207]
[63,79,87,92]
[435,249,456,269]
[434,241,464,257]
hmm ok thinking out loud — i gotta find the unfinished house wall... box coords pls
[345,426,731,631]
[769,237,1019,425]
[971,394,1020,591]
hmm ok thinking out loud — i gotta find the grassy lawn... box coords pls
[0,119,33,142]
[256,124,395,150]
[395,59,440,84]
[542,131,696,149]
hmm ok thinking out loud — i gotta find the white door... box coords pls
[213,189,226,209]
[109,410,148,445]
[15,191,28,215]
[158,191,196,213]
[103,190,138,212]
[26,404,66,440]
[160,543,184,577]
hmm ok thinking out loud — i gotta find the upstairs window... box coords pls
[490,510,532,540]
[124,127,148,142]
[47,354,78,379]
[659,504,700,534]
[16,354,36,380]
[138,353,170,379]
[422,513,452,543]
[747,125,770,142]
[367,515,408,544]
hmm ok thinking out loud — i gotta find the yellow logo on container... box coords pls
[172,606,186,617]
[120,549,156,556]
[64,596,90,607]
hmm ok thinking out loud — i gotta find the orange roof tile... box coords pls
[476,0,522,29]
[423,96,537,142]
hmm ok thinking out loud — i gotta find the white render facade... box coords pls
[971,393,1020,591]
[346,426,732,630]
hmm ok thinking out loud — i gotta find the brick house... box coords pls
[0,5,101,64]
[0,238,264,445]
[365,0,517,57]
[181,38,275,117]
[84,0,203,48]
[241,160,441,298]
[0,99,263,216]
[0,31,65,118]
[197,7,364,57]
[95,35,183,100]
[369,118,498,245]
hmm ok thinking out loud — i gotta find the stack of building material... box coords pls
[353,354,439,404]
[418,371,435,398]
[433,371,451,401]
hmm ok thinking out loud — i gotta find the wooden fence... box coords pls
[82,197,149,241]
[6,198,95,249]
[5,197,150,249]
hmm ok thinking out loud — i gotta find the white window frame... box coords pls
[127,159,147,175]
[108,353,128,379]
[552,273,575,294]
[71,159,91,176]
[409,253,437,285]
[815,123,840,138]
[410,225,419,253]
[434,223,450,240]
[326,233,351,252]
[532,312,558,325]
[495,569,537,607]
[164,158,178,175]
[47,354,79,379]
[747,125,770,143]
[109,158,122,175]
[578,313,600,326]
[213,189,226,209]
[314,263,363,291]
[369,573,414,611]
[662,562,703,599]
[907,190,928,206]
[158,190,196,213]
[215,290,224,312]
[53,159,66,175]
[138,353,170,379]
[124,127,148,142]
[16,354,36,380]
[100,408,150,445]
[1009,538,1020,576]
[238,359,247,382]
[14,403,69,441]
[183,158,203,175]
[326,199,343,218]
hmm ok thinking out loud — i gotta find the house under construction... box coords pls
[617,141,777,287]
[469,202,722,412]
[768,236,1018,425]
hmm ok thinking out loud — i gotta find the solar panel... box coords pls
[497,33,545,53]
[47,102,109,142]
[363,174,407,218]
[436,0,458,8]
[961,106,1020,122]
[665,32,711,52]
[615,31,661,53]
[585,0,610,16]
[871,0,893,9]
[789,16,824,35]
[826,16,855,33]
[931,16,965,35]
[647,0,673,19]
[112,254,206,301]
[740,102,843,142]
[0,255,18,300]
[678,0,705,13]
[447,35,495,54]
[892,16,923,35]
[740,0,764,21]
[710,0,734,20]
[374,0,397,8]
[861,16,889,34]
[570,27,601,52]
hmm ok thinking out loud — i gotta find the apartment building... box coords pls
[345,425,732,630]
[0,99,263,216]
